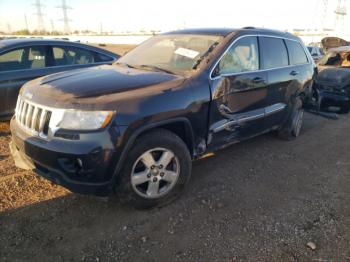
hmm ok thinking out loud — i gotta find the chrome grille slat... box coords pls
[31,107,39,129]
[21,103,28,124]
[15,98,52,138]
[18,100,24,120]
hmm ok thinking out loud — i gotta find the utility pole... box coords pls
[321,0,329,33]
[33,0,45,32]
[50,19,55,33]
[100,22,103,35]
[334,0,347,34]
[24,14,29,32]
[7,23,12,34]
[57,0,72,34]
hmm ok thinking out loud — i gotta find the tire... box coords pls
[277,97,304,141]
[114,129,192,209]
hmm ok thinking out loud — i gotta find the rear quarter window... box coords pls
[259,37,288,69]
[286,40,309,65]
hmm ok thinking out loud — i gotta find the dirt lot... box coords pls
[0,45,349,261]
[0,112,349,261]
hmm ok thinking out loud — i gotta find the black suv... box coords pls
[10,28,315,208]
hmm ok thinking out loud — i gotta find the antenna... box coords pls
[33,0,45,32]
[57,0,72,34]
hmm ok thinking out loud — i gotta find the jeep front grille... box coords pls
[15,97,52,138]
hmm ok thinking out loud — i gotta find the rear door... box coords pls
[259,37,292,128]
[48,45,114,71]
[0,45,50,117]
[208,36,269,149]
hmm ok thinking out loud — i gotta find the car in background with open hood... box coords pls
[314,37,350,113]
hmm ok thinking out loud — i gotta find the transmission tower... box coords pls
[321,0,329,32]
[334,0,347,33]
[57,0,72,34]
[33,0,45,32]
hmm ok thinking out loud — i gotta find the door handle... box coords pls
[252,77,265,83]
[290,70,299,76]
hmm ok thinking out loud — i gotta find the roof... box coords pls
[0,38,75,48]
[164,27,297,39]
[164,28,238,36]
[0,38,119,57]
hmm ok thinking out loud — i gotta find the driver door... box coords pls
[208,36,269,150]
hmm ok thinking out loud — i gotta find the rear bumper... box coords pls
[10,117,121,197]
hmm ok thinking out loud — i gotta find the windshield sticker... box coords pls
[175,48,200,59]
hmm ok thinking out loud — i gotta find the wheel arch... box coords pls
[109,117,195,189]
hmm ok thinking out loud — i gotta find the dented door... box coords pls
[208,71,268,150]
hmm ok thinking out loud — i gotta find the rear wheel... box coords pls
[115,129,191,209]
[277,97,304,140]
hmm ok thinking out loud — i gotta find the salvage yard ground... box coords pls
[0,45,349,261]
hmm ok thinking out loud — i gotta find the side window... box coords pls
[218,36,259,75]
[286,40,309,65]
[28,46,47,69]
[52,46,95,66]
[0,48,28,71]
[260,37,288,69]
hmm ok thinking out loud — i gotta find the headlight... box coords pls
[58,110,114,130]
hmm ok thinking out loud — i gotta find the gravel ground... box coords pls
[0,112,349,261]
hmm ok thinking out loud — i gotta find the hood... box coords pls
[21,65,186,108]
[321,37,349,51]
[316,67,350,88]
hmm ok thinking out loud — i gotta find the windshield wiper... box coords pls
[192,41,220,69]
[138,64,175,75]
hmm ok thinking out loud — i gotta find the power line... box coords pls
[57,0,72,34]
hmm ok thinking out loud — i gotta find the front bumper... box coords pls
[10,117,121,197]
[318,90,350,112]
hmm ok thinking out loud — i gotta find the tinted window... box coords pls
[260,37,288,69]
[28,46,47,69]
[52,46,96,66]
[0,48,27,71]
[0,46,47,71]
[218,36,259,74]
[286,40,308,65]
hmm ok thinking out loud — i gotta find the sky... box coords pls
[0,0,349,33]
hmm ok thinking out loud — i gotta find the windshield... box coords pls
[117,34,223,75]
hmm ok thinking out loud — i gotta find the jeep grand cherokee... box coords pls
[10,28,315,208]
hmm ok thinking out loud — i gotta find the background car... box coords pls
[307,46,324,62]
[314,44,350,113]
[0,39,119,120]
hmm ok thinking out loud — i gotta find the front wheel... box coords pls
[277,97,304,140]
[114,129,192,209]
